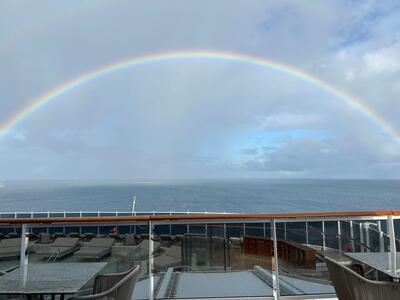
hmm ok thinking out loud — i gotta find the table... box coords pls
[345,252,400,279]
[0,262,107,298]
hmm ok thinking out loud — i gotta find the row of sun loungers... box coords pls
[0,237,116,260]
[0,236,171,260]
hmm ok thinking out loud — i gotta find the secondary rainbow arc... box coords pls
[1,50,399,144]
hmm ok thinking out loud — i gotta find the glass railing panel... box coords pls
[151,222,275,299]
[136,224,150,237]
[324,221,339,249]
[65,212,81,217]
[0,213,16,219]
[16,213,32,218]
[154,225,170,236]
[32,213,48,218]
[277,217,394,297]
[49,226,65,236]
[117,212,133,216]
[393,217,400,273]
[226,223,243,238]
[207,223,225,237]
[276,221,335,297]
[286,222,306,244]
[99,212,117,217]
[49,213,64,218]
[170,224,187,236]
[81,212,98,217]
[188,224,206,235]
[81,226,98,236]
[307,221,323,247]
[244,223,264,237]
[3,222,151,300]
[394,218,400,251]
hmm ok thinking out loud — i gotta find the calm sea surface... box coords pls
[0,179,399,213]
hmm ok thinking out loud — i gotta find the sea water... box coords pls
[0,179,399,213]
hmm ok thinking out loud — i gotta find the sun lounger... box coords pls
[154,245,182,270]
[74,238,114,260]
[0,238,21,259]
[35,237,79,260]
[137,239,160,253]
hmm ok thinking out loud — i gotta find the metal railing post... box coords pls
[350,221,355,251]
[283,222,287,240]
[359,223,364,252]
[224,223,227,239]
[272,219,280,300]
[186,211,190,234]
[337,221,342,252]
[305,221,309,246]
[20,224,28,267]
[388,215,397,274]
[365,223,370,252]
[322,221,326,251]
[148,220,154,300]
[378,221,384,252]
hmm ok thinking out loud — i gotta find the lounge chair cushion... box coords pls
[164,245,181,259]
[89,238,114,247]
[138,240,160,252]
[52,237,79,247]
[0,246,20,257]
[154,255,181,269]
[75,247,111,259]
[0,238,20,247]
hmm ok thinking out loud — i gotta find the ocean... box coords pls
[0,179,399,213]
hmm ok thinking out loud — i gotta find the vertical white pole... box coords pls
[365,223,370,252]
[360,223,364,252]
[20,224,28,267]
[305,222,309,246]
[337,221,342,253]
[322,221,326,251]
[283,222,287,240]
[148,220,154,300]
[272,219,280,300]
[388,216,397,274]
[224,223,227,239]
[378,221,384,253]
[132,195,136,215]
[350,221,355,251]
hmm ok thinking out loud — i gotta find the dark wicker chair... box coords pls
[325,256,400,300]
[70,265,140,300]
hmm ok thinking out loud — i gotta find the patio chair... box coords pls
[74,238,114,260]
[325,256,400,300]
[35,237,79,260]
[70,265,140,300]
[0,238,21,259]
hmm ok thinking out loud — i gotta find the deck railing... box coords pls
[0,209,399,300]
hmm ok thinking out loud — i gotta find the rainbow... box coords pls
[1,50,399,143]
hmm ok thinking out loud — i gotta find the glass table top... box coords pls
[0,262,107,294]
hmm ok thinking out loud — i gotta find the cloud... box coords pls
[1,0,400,179]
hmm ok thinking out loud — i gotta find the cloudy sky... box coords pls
[1,0,400,180]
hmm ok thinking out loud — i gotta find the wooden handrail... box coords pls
[0,209,399,224]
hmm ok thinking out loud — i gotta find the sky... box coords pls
[1,0,400,180]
